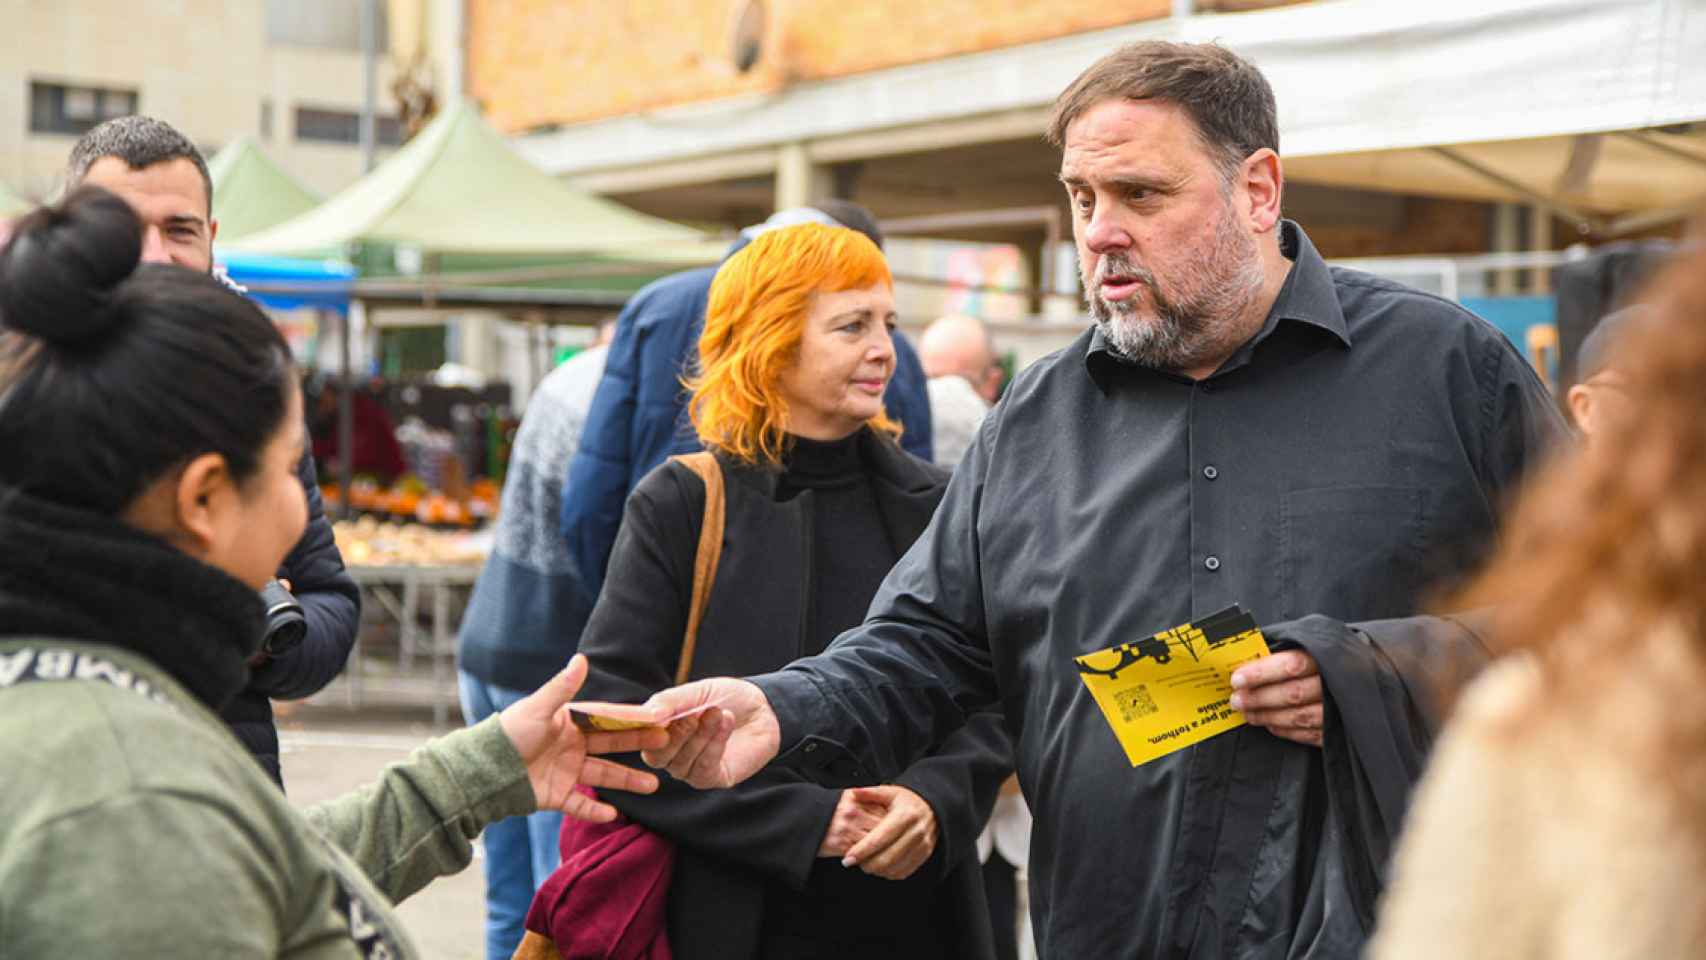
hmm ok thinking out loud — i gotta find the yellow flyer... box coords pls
[1074,606,1271,767]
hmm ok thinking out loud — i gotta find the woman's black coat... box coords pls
[577,429,1011,960]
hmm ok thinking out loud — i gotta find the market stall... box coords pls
[332,517,489,725]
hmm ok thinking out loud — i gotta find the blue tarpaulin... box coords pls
[1462,295,1559,386]
[217,250,355,313]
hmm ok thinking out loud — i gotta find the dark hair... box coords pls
[0,187,293,515]
[814,199,885,251]
[66,115,213,214]
[1045,41,1279,180]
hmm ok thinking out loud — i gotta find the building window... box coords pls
[29,81,138,136]
[295,106,402,146]
[260,100,274,140]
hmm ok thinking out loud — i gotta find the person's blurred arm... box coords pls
[1367,661,1547,959]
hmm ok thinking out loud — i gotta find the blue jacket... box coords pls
[560,265,933,604]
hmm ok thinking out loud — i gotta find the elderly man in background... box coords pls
[919,314,1004,468]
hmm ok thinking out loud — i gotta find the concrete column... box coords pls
[428,0,466,103]
[1528,204,1554,294]
[1491,202,1521,296]
[774,141,829,212]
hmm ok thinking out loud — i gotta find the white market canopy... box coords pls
[231,99,716,259]
[1264,0,1706,233]
[516,0,1706,233]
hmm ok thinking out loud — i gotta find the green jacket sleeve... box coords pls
[304,715,538,904]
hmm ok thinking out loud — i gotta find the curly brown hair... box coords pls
[1452,243,1706,697]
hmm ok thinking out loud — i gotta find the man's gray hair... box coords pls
[66,115,212,211]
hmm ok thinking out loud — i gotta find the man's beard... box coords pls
[1082,203,1265,371]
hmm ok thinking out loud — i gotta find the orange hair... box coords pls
[687,222,899,465]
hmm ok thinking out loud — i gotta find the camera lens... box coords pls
[258,580,307,656]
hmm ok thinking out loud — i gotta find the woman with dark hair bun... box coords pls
[0,187,663,958]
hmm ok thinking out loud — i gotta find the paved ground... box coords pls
[278,693,488,960]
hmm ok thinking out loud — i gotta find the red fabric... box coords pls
[524,786,675,960]
[312,390,407,483]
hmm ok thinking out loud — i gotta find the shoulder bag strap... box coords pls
[669,452,725,685]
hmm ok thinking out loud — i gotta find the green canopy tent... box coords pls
[228,99,720,269]
[206,137,321,242]
[227,100,723,517]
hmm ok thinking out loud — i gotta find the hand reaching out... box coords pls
[638,678,781,788]
[498,654,667,822]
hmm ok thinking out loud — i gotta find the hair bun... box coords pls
[0,186,143,346]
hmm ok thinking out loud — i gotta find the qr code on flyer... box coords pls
[1114,684,1158,721]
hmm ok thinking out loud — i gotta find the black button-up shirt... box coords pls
[755,222,1567,958]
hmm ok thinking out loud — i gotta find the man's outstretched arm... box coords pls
[642,415,1006,788]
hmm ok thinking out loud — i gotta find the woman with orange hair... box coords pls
[571,223,1011,960]
[1369,244,1706,958]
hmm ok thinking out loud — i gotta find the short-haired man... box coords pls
[68,116,360,788]
[1566,305,1646,444]
[919,314,1003,468]
[67,116,217,272]
[920,313,1004,405]
[639,42,1567,957]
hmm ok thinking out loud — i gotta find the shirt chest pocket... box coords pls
[1280,485,1429,622]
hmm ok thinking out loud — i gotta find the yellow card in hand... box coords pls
[1074,606,1271,767]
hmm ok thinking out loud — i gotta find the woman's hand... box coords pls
[840,785,939,881]
[638,678,781,788]
[818,788,886,859]
[499,654,667,822]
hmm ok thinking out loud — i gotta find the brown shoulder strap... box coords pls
[670,452,725,685]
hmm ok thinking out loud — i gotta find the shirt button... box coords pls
[1204,556,1222,571]
[1202,465,1219,480]
[804,743,818,753]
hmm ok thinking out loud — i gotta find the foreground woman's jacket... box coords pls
[0,491,536,958]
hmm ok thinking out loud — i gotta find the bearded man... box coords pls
[634,41,1565,958]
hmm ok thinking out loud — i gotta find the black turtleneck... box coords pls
[0,490,264,713]
[765,434,950,958]
[776,432,900,658]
